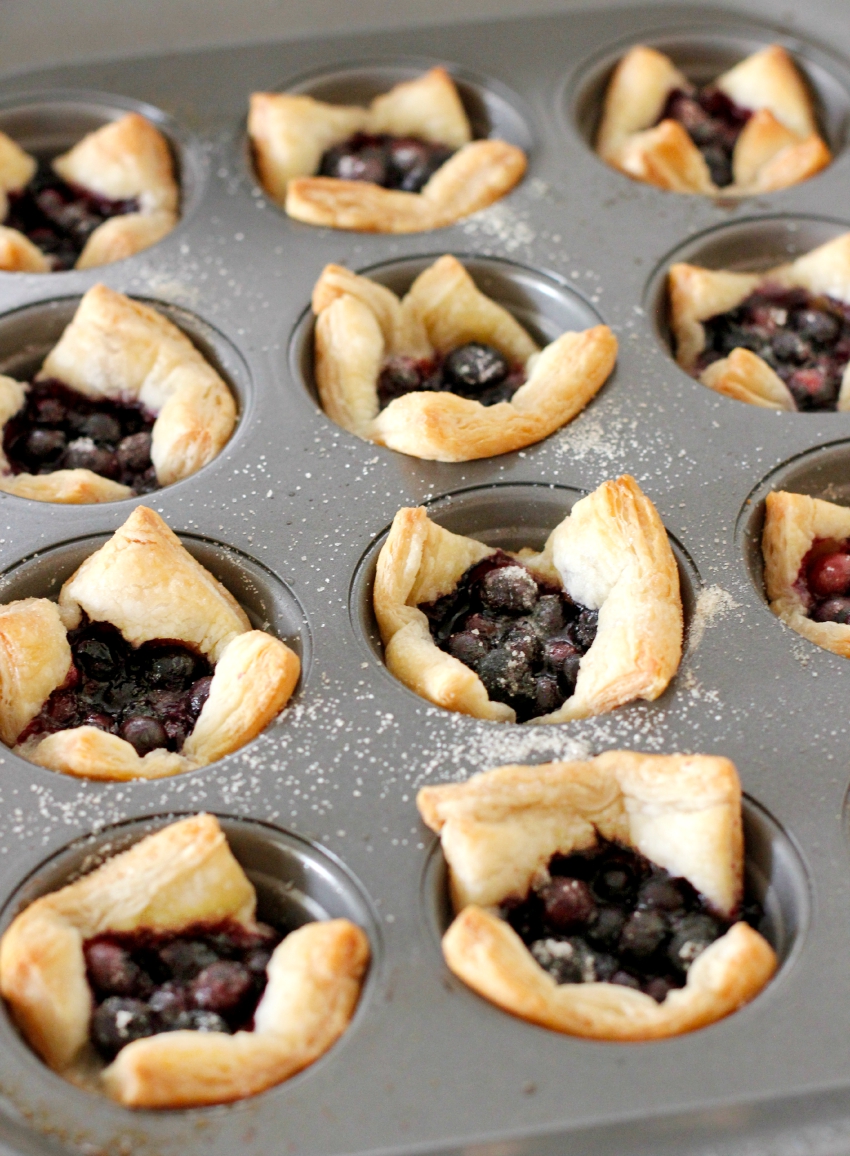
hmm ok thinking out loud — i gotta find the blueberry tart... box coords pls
[597,44,830,196]
[669,232,850,411]
[374,476,682,722]
[0,506,300,779]
[249,68,526,232]
[0,814,369,1107]
[312,255,616,461]
[0,283,237,503]
[0,112,178,272]
[762,488,850,654]
[418,752,776,1039]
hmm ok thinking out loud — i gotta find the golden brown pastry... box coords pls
[597,44,830,196]
[0,112,178,271]
[1,505,300,780]
[668,232,850,410]
[0,282,237,502]
[312,255,617,461]
[374,476,682,722]
[418,752,776,1040]
[0,814,370,1107]
[249,67,526,231]
[762,488,850,656]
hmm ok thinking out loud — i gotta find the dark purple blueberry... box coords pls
[539,877,596,932]
[481,565,538,614]
[119,716,168,756]
[637,877,688,913]
[82,712,114,731]
[188,675,214,718]
[377,355,431,406]
[532,595,565,634]
[609,970,641,991]
[503,620,542,665]
[771,330,811,364]
[116,431,152,471]
[668,913,723,972]
[812,596,850,624]
[149,649,197,687]
[189,960,253,1012]
[463,613,501,641]
[91,997,156,1059]
[571,608,599,649]
[85,941,150,998]
[159,939,219,981]
[533,673,562,714]
[171,1009,230,1033]
[34,396,66,424]
[593,861,637,903]
[586,905,626,948]
[793,308,840,345]
[619,910,668,957]
[477,646,535,701]
[644,976,675,1003]
[245,948,272,976]
[446,630,490,668]
[387,138,453,191]
[62,436,117,477]
[44,689,79,726]
[702,145,731,188]
[80,412,122,444]
[148,981,187,1024]
[443,343,509,395]
[75,638,117,678]
[24,427,65,462]
[807,551,850,598]
[530,937,595,984]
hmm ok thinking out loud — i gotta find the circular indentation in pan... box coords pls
[567,26,850,170]
[0,293,250,500]
[289,254,602,410]
[645,214,850,356]
[349,481,698,671]
[0,529,309,675]
[738,439,850,602]
[0,814,378,1091]
[0,89,203,266]
[421,792,809,983]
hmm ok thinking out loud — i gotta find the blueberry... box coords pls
[171,1009,230,1033]
[320,140,387,185]
[116,431,152,472]
[187,675,214,719]
[571,608,599,650]
[503,620,542,665]
[637,877,688,913]
[75,639,117,679]
[148,981,187,1025]
[377,355,430,406]
[159,939,220,981]
[668,913,723,972]
[539,877,596,932]
[189,960,253,1012]
[24,428,65,462]
[619,910,668,957]
[85,941,150,997]
[149,650,197,687]
[609,970,641,991]
[119,716,167,756]
[531,595,565,634]
[81,412,122,444]
[530,937,597,984]
[481,565,539,614]
[446,630,489,668]
[443,343,509,395]
[62,436,117,477]
[771,330,811,364]
[793,308,840,345]
[82,711,114,731]
[533,673,562,714]
[477,646,535,701]
[644,976,675,1003]
[34,396,66,424]
[463,613,501,642]
[593,861,637,903]
[91,996,156,1059]
[702,145,732,188]
[44,689,80,726]
[812,596,850,624]
[586,905,626,948]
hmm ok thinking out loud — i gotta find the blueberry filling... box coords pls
[377,343,526,410]
[3,379,158,493]
[419,549,597,722]
[696,284,850,411]
[84,919,282,1059]
[16,618,213,755]
[5,158,139,272]
[502,838,764,1002]
[318,132,455,193]
[795,536,850,623]
[659,86,752,188]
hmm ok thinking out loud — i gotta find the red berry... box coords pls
[808,551,850,597]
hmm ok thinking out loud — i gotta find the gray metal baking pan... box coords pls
[0,4,848,1155]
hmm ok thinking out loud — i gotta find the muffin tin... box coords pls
[0,2,849,1153]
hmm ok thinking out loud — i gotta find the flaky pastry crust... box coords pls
[418,752,776,1040]
[0,814,370,1106]
[249,68,525,231]
[597,44,830,196]
[313,255,616,461]
[0,113,178,272]
[0,282,237,502]
[668,232,850,410]
[374,475,682,723]
[762,489,850,657]
[2,506,300,779]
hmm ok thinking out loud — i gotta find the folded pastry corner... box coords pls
[417,752,776,1040]
[249,67,525,232]
[0,505,300,780]
[668,231,850,412]
[0,813,370,1107]
[313,254,616,461]
[0,111,179,272]
[597,43,830,197]
[374,475,682,723]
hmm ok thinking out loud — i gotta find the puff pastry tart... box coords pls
[596,44,830,196]
[418,751,776,1040]
[374,476,682,723]
[249,67,526,231]
[669,232,850,412]
[0,814,370,1107]
[0,112,178,272]
[761,488,850,652]
[0,282,236,503]
[312,255,617,461]
[0,506,300,780]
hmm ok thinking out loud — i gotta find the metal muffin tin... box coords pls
[0,4,849,1153]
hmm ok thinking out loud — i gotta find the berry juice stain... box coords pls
[420,550,597,721]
